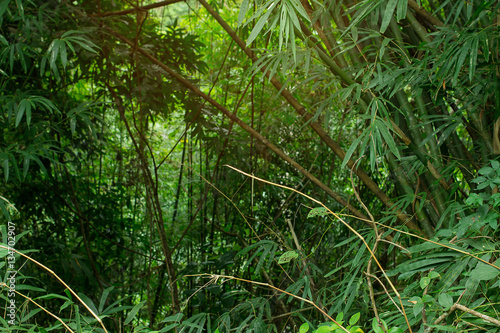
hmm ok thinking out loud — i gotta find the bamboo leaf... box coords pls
[289,0,310,21]
[381,0,398,33]
[2,157,8,182]
[98,287,114,314]
[341,135,362,169]
[237,0,249,26]
[377,119,401,159]
[78,293,99,316]
[285,1,301,31]
[246,9,273,46]
[15,100,26,127]
[0,199,11,220]
[469,36,479,81]
[124,300,146,325]
[452,43,469,85]
[60,41,67,68]
[396,0,408,21]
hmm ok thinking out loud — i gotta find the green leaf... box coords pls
[20,308,42,323]
[428,271,440,279]
[48,39,60,68]
[75,304,81,333]
[0,199,11,220]
[469,260,500,281]
[299,322,309,333]
[420,276,430,289]
[316,325,334,333]
[246,8,274,46]
[161,313,183,323]
[465,193,483,206]
[438,293,453,310]
[289,0,310,21]
[410,296,423,317]
[452,44,469,85]
[78,293,99,316]
[307,207,329,218]
[278,250,298,264]
[35,293,70,301]
[0,244,8,258]
[377,118,400,159]
[237,0,249,26]
[372,318,385,333]
[16,284,46,292]
[351,27,358,42]
[60,42,67,68]
[159,323,179,332]
[469,35,478,81]
[22,155,30,179]
[15,100,26,127]
[124,300,146,325]
[436,257,470,291]
[3,157,9,182]
[341,135,362,169]
[491,160,500,170]
[396,0,408,21]
[349,312,360,326]
[98,287,114,314]
[285,2,300,31]
[0,34,7,45]
[380,0,398,33]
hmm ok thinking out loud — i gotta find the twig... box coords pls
[0,245,108,333]
[365,273,402,314]
[455,304,500,326]
[339,215,500,271]
[89,0,184,17]
[425,297,500,333]
[0,283,74,332]
[350,158,385,332]
[226,165,414,333]
[190,273,351,333]
[285,218,326,319]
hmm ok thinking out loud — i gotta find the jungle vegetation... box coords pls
[0,0,499,332]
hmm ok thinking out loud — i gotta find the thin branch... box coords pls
[454,304,500,327]
[197,0,423,234]
[0,284,75,332]
[425,301,500,333]
[226,165,414,333]
[364,272,402,314]
[94,21,374,228]
[340,214,500,271]
[190,273,351,333]
[89,0,184,17]
[0,246,108,332]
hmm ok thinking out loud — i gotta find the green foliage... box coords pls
[237,240,279,273]
[278,250,299,264]
[1,0,499,332]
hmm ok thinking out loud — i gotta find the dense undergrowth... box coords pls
[1,0,499,332]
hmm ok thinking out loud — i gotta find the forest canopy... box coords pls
[0,0,499,332]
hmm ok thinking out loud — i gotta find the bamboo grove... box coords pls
[0,0,499,332]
